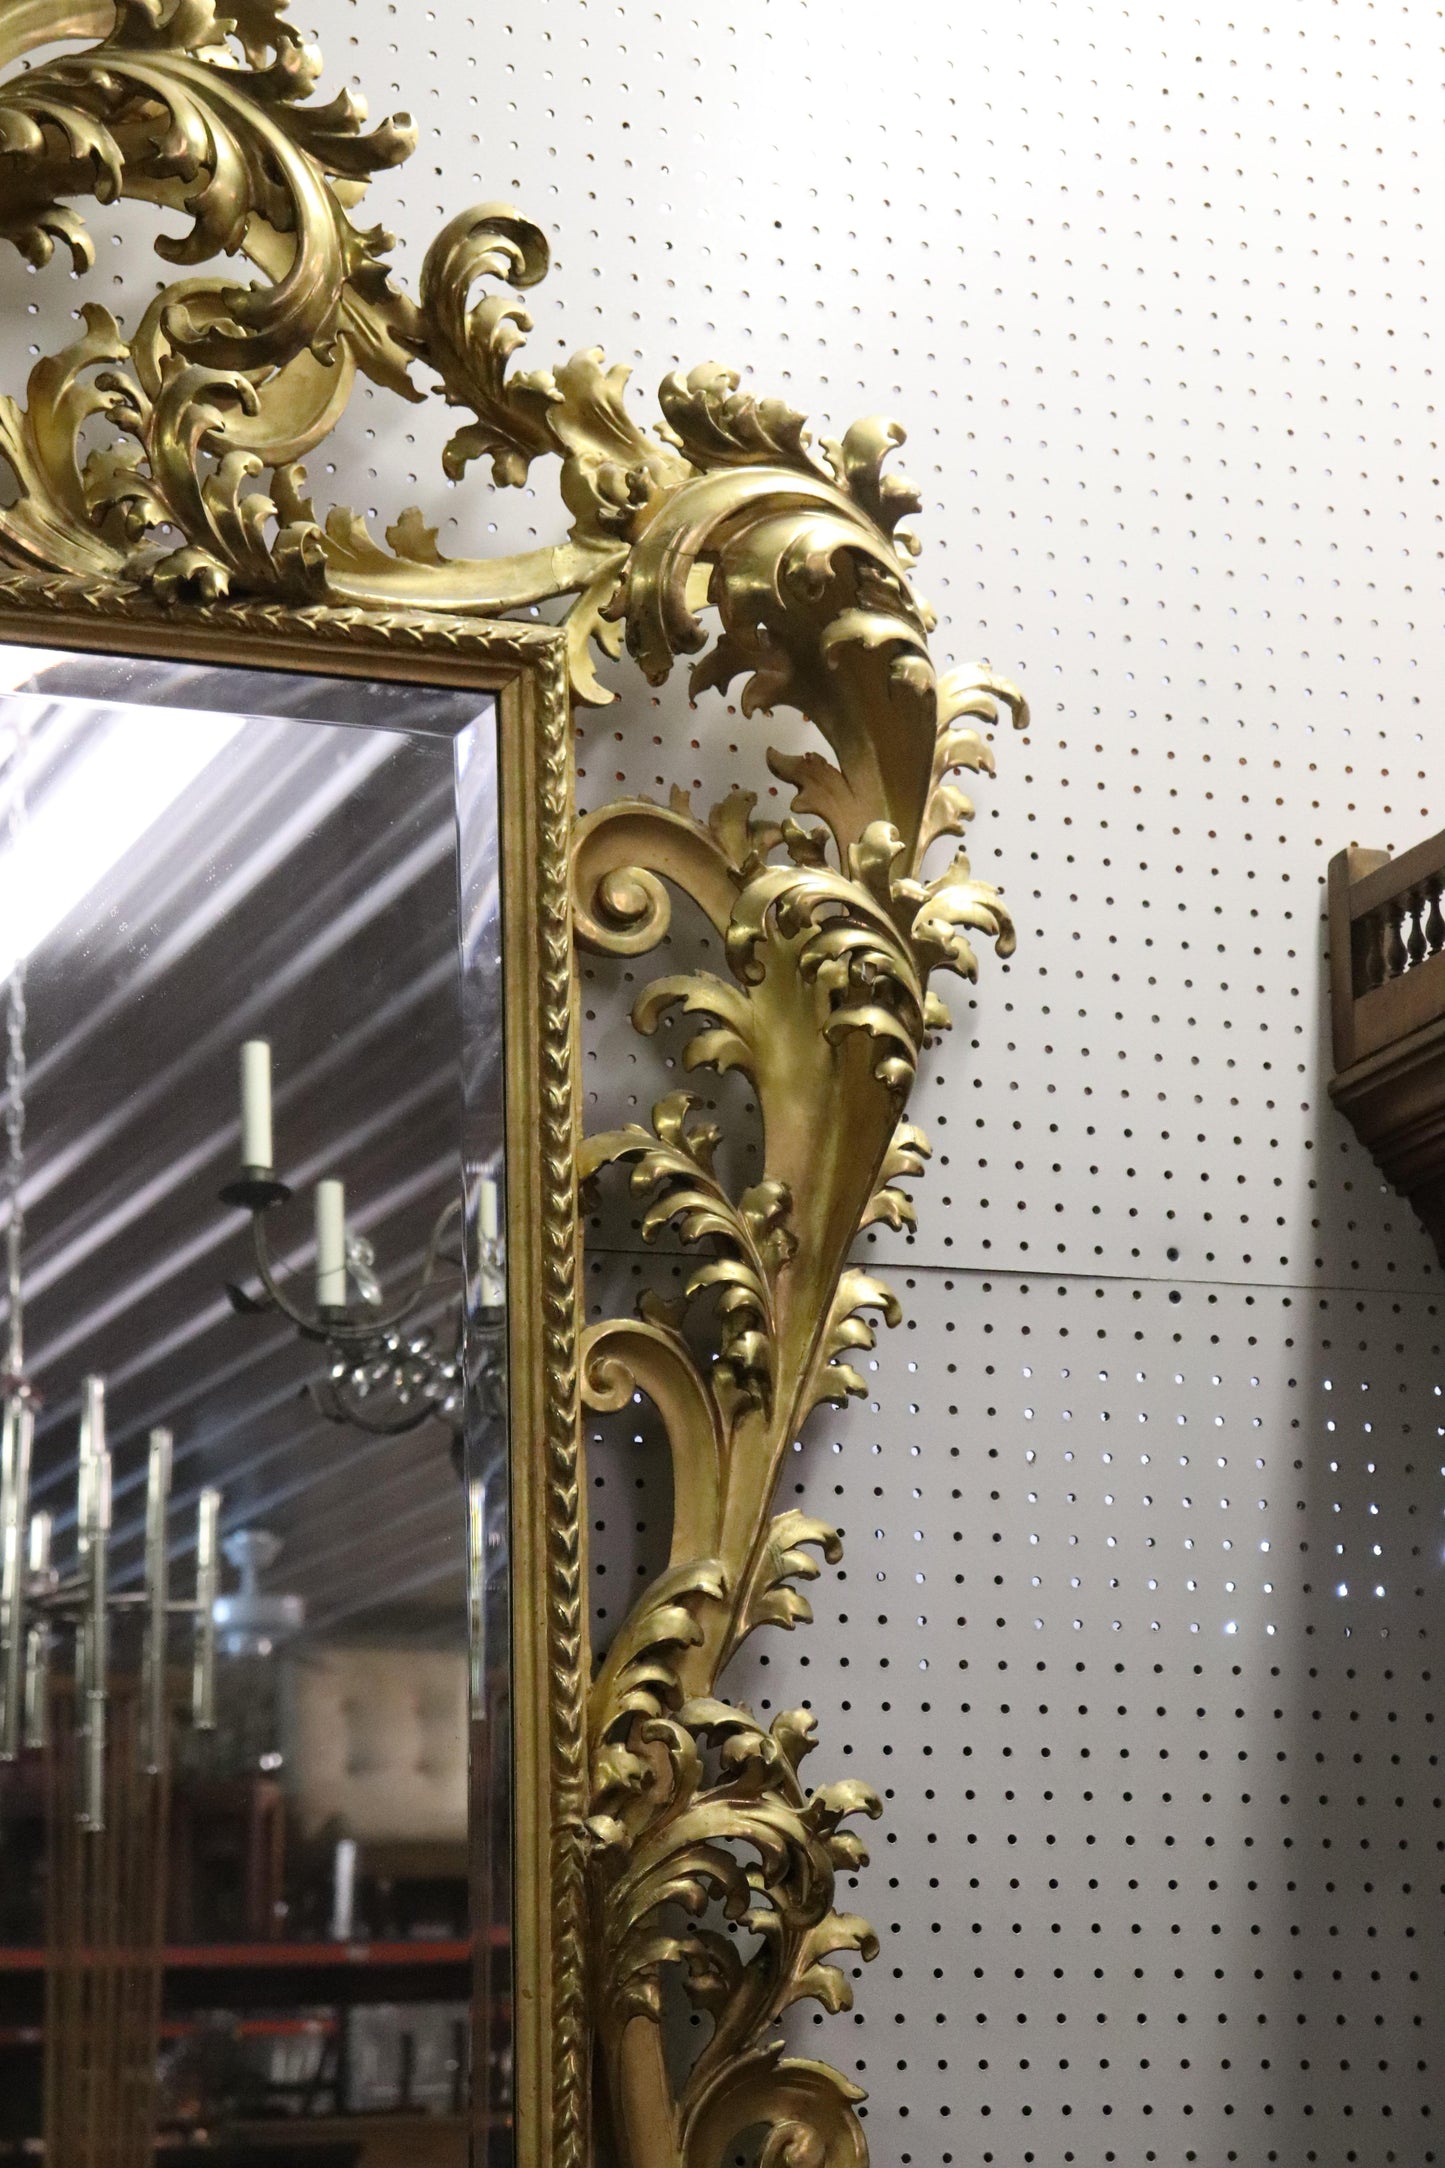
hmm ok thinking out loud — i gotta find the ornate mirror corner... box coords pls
[0,7,1027,2167]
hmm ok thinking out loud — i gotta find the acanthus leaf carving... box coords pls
[579,436,1023,2159]
[0,8,1028,2164]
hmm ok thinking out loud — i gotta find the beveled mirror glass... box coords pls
[0,637,549,2168]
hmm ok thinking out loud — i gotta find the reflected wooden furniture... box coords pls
[1328,831,1445,1262]
[0,1937,497,2154]
[229,2115,466,2166]
[45,1681,169,2168]
[169,1779,287,1944]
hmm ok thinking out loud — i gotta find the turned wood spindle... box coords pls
[1425,875,1445,958]
[1406,886,1429,969]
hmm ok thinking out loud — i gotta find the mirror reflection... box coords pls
[0,649,511,2168]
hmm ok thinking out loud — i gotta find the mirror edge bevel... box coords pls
[0,584,588,2168]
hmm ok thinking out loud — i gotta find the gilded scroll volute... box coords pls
[0,8,1027,2164]
[575,406,1025,2161]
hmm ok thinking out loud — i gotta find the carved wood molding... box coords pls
[0,7,1027,2162]
[1328,836,1445,1267]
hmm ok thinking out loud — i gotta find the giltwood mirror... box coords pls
[0,7,1025,2167]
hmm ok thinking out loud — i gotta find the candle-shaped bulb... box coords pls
[192,1488,220,1732]
[478,1177,504,1309]
[79,1376,110,1832]
[76,1376,107,1559]
[79,1373,104,1468]
[240,1040,273,1171]
[315,1179,347,1309]
[22,1511,51,1751]
[141,1429,172,1774]
[83,1381,109,1530]
[27,1512,50,1577]
[331,1836,358,1943]
[1,1398,34,1761]
[468,1475,488,1707]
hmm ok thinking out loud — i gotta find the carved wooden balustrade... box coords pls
[1328,829,1445,1265]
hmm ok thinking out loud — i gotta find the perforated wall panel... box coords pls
[7,3,1445,2161]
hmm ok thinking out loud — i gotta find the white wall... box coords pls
[23,2,1445,2159]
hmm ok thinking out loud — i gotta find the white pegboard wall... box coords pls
[592,1268,1445,2164]
[5,4,1445,2164]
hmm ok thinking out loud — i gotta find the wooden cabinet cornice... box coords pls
[1328,833,1445,1265]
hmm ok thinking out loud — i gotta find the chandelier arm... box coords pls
[245,1210,335,1336]
[245,1202,463,1345]
[421,1192,466,1281]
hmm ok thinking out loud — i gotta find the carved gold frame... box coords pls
[0,7,1027,2164]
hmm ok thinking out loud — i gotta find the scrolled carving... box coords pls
[576,624,1022,2162]
[0,7,1027,2164]
[0,0,415,341]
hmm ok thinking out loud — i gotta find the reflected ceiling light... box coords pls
[0,700,244,973]
[213,1529,305,1660]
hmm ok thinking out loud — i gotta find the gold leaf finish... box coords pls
[0,8,1027,2164]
